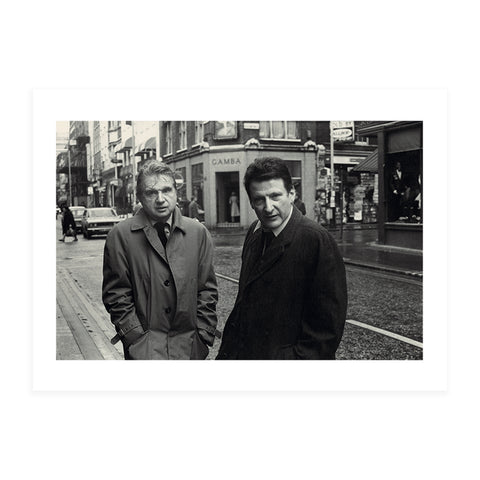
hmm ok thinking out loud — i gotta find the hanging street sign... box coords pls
[330,121,354,142]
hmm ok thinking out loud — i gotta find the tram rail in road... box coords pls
[215,270,423,350]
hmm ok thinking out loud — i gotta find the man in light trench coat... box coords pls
[102,160,218,360]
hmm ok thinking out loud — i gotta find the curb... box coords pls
[343,258,423,278]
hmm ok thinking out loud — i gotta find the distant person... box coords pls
[313,193,322,223]
[229,191,240,222]
[188,196,201,221]
[58,204,77,242]
[102,160,218,360]
[217,157,347,360]
[294,191,306,215]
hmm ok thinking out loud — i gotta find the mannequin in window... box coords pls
[229,192,240,223]
[388,161,405,221]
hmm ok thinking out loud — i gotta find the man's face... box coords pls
[139,174,177,223]
[249,178,294,231]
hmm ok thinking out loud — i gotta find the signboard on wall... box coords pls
[330,121,354,142]
[214,121,237,139]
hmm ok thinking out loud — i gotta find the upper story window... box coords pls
[259,121,298,140]
[195,121,206,144]
[165,122,172,155]
[179,121,187,150]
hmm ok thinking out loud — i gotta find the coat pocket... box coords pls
[127,331,151,360]
[190,330,209,360]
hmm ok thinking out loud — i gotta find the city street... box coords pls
[56,218,422,360]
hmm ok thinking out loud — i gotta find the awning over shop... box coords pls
[136,136,156,155]
[115,137,133,153]
[351,149,378,173]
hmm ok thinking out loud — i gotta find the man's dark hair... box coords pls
[136,160,176,198]
[243,157,293,198]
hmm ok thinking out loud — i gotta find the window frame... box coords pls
[259,121,300,141]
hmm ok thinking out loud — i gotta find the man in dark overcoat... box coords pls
[217,157,347,360]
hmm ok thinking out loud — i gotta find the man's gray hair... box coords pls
[136,160,176,198]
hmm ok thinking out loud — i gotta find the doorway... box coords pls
[216,172,240,225]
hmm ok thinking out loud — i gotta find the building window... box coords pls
[195,121,205,144]
[176,166,187,215]
[259,121,298,140]
[179,121,187,150]
[191,163,204,210]
[165,122,172,155]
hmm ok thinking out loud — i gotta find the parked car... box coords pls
[70,206,86,233]
[81,207,121,239]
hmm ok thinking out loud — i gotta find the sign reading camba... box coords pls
[212,157,241,166]
[330,121,354,142]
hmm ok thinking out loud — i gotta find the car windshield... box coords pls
[89,208,117,218]
[71,208,85,215]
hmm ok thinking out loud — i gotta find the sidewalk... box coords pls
[211,223,423,278]
[329,226,423,277]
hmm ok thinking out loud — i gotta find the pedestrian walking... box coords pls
[58,204,78,242]
[293,191,306,215]
[217,157,347,360]
[102,160,219,360]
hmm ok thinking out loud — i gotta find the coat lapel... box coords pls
[243,207,301,287]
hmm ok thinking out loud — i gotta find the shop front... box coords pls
[316,153,377,226]
[167,145,317,229]
[357,121,423,250]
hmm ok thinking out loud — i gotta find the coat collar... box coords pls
[243,206,302,287]
[130,206,186,234]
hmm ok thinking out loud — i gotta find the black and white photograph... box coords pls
[8,2,478,479]
[55,120,423,362]
[32,87,446,394]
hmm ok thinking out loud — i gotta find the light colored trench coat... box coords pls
[102,207,218,360]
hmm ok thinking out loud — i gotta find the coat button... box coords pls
[165,307,171,314]
[164,279,170,286]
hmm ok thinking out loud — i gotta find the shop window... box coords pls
[259,121,298,140]
[385,150,422,224]
[176,166,187,215]
[191,163,204,210]
[283,160,302,196]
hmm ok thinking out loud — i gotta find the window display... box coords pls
[386,151,422,224]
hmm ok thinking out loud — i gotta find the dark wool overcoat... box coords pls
[217,206,347,360]
[102,207,218,360]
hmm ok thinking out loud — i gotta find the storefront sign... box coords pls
[212,157,241,166]
[243,122,259,130]
[330,121,354,142]
[214,121,237,139]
